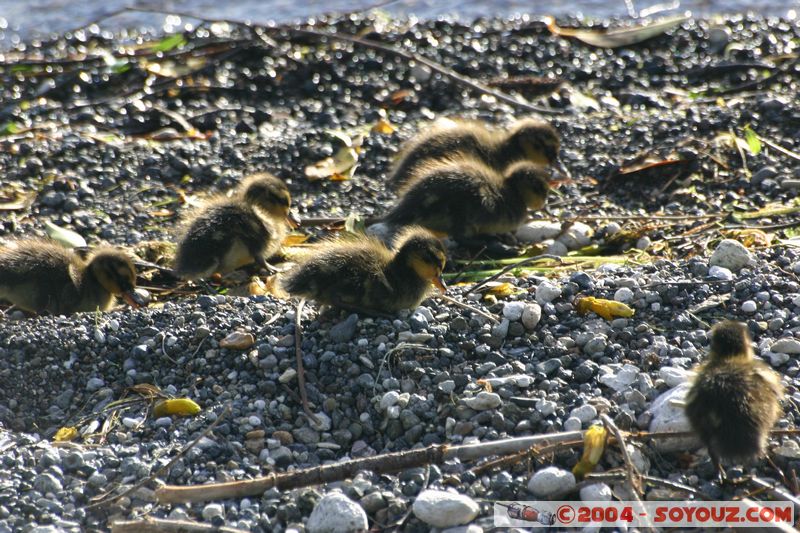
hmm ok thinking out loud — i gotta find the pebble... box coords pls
[33,473,63,494]
[770,338,800,354]
[570,404,598,424]
[614,287,634,303]
[201,503,224,520]
[599,364,639,392]
[648,383,700,452]
[462,392,502,411]
[658,367,690,387]
[580,483,613,502]
[708,265,734,280]
[528,467,576,497]
[86,378,105,392]
[741,300,758,314]
[329,314,359,343]
[515,221,561,243]
[521,303,542,330]
[219,331,255,350]
[502,301,526,321]
[557,222,593,249]
[412,490,479,528]
[564,417,582,431]
[535,281,561,304]
[709,239,755,271]
[307,492,368,533]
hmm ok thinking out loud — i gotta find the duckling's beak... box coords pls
[552,157,572,180]
[122,288,149,308]
[432,275,447,293]
[286,211,301,229]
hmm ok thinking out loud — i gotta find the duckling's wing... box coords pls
[390,127,495,189]
[386,166,501,236]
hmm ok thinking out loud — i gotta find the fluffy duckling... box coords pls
[388,117,565,191]
[383,158,550,239]
[0,239,143,314]
[173,173,298,280]
[685,320,784,480]
[281,227,447,314]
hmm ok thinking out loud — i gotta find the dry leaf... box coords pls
[371,118,395,134]
[545,15,688,48]
[45,221,87,248]
[153,398,201,418]
[219,331,255,350]
[572,425,608,478]
[724,228,773,248]
[576,297,635,320]
[0,189,35,211]
[129,383,163,397]
[304,146,359,181]
[476,379,494,393]
[282,233,310,246]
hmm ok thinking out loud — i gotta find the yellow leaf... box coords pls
[724,228,773,248]
[371,118,395,134]
[304,146,358,181]
[54,426,79,442]
[572,425,607,478]
[282,233,309,246]
[153,398,201,418]
[576,297,635,320]
[482,282,523,299]
[476,379,493,393]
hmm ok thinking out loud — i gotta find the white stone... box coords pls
[528,467,576,497]
[380,391,400,410]
[599,364,639,392]
[774,440,800,459]
[793,294,800,307]
[627,444,650,473]
[580,483,612,502]
[636,236,651,250]
[564,416,582,431]
[570,404,598,424]
[708,265,733,280]
[484,375,533,388]
[535,281,562,304]
[658,367,690,387]
[515,221,562,243]
[412,490,479,528]
[557,222,593,249]
[442,526,483,533]
[741,300,757,314]
[536,399,557,417]
[462,391,502,411]
[545,240,569,257]
[521,303,542,330]
[502,301,526,321]
[309,411,331,431]
[770,338,800,354]
[614,287,634,303]
[201,503,224,520]
[648,382,700,452]
[604,222,622,235]
[307,492,368,533]
[709,239,755,271]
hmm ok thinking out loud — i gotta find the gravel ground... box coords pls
[1,12,800,533]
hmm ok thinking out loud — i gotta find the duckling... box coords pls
[388,117,566,191]
[281,226,447,314]
[173,173,298,280]
[685,320,784,481]
[0,239,143,314]
[383,158,550,240]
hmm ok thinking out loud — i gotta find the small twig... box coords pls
[586,471,712,500]
[86,404,231,510]
[434,293,499,324]
[469,254,564,294]
[295,299,321,425]
[111,517,248,533]
[739,499,800,533]
[600,414,645,504]
[748,477,800,513]
[715,54,800,96]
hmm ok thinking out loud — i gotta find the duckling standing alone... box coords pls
[383,158,550,239]
[685,320,784,479]
[388,117,564,191]
[0,239,142,314]
[281,227,447,314]
[174,173,298,280]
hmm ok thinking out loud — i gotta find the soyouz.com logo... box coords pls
[494,501,794,528]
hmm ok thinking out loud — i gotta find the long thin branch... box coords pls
[469,254,564,294]
[112,517,249,533]
[118,6,563,116]
[294,298,320,424]
[156,431,583,504]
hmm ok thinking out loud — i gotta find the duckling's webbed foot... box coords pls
[254,256,280,275]
[455,236,520,259]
